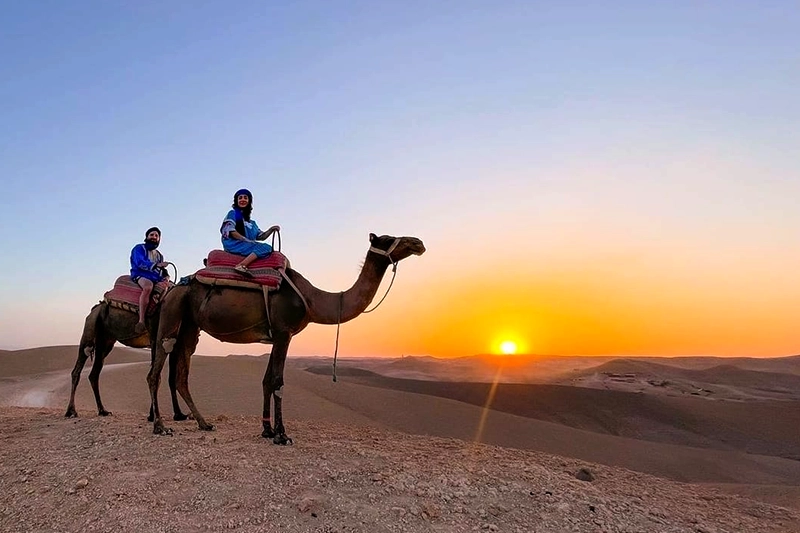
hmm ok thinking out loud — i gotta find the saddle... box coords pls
[103,276,172,316]
[195,250,288,291]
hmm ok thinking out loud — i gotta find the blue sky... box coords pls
[1,1,799,357]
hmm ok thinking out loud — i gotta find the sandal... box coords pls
[234,264,252,276]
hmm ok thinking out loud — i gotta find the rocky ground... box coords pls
[1,407,798,533]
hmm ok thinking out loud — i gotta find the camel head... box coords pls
[369,233,426,263]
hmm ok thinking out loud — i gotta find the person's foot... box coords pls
[234,264,252,276]
[134,321,146,335]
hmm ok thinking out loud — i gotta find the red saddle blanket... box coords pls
[103,276,171,315]
[195,250,287,289]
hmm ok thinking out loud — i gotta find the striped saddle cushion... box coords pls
[195,250,287,289]
[103,276,171,315]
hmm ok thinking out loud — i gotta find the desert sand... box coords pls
[1,346,799,532]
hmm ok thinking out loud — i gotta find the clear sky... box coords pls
[1,1,799,357]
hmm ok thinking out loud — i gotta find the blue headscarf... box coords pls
[232,189,253,235]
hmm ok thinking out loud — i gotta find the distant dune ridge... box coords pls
[1,346,799,532]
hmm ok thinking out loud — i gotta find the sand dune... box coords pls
[305,365,800,459]
[0,345,150,378]
[561,358,800,401]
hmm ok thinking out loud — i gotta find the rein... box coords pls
[332,238,400,382]
[164,261,178,281]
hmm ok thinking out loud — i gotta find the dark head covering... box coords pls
[234,189,252,204]
[144,227,161,250]
[232,189,253,235]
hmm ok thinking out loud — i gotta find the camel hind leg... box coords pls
[88,335,116,416]
[168,350,190,421]
[65,304,103,418]
[65,342,94,418]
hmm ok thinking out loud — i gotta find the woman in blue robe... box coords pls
[220,188,280,274]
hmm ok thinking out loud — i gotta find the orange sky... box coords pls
[262,233,800,359]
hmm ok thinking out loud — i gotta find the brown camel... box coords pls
[65,301,188,421]
[147,233,425,443]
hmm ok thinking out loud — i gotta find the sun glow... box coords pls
[499,340,517,355]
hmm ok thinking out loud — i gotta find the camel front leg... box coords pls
[147,335,174,435]
[262,333,292,445]
[172,325,214,431]
[65,342,94,418]
[146,340,190,422]
[261,355,275,438]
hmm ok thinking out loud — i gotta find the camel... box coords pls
[65,300,188,421]
[147,233,425,443]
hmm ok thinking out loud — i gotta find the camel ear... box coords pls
[369,233,377,243]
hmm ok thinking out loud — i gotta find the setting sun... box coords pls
[499,341,517,355]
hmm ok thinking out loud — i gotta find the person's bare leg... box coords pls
[235,253,258,270]
[135,278,154,333]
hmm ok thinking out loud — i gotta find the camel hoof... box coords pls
[153,422,173,436]
[198,422,215,432]
[99,410,112,417]
[261,428,275,439]
[173,413,190,422]
[64,409,78,418]
[273,434,293,446]
[147,414,154,422]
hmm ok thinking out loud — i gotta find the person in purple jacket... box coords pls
[130,226,169,333]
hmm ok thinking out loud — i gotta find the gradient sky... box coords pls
[1,1,799,357]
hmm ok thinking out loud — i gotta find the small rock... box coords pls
[391,507,406,516]
[575,468,595,482]
[298,498,314,513]
[74,478,89,490]
[422,502,441,519]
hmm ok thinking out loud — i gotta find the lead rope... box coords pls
[270,229,281,252]
[333,292,342,382]
[331,238,401,382]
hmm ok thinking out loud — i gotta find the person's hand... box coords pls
[268,225,281,233]
[157,262,169,268]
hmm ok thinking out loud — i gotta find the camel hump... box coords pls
[195,250,288,290]
[206,250,288,270]
[102,276,170,315]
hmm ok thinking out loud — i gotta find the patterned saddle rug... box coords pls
[103,276,172,316]
[195,250,288,291]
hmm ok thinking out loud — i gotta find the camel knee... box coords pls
[146,370,160,389]
[161,337,177,354]
[269,376,285,393]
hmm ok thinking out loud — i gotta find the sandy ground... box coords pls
[1,347,799,532]
[2,407,799,533]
